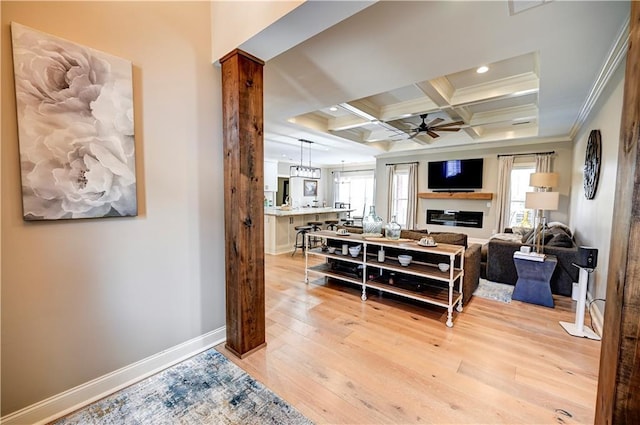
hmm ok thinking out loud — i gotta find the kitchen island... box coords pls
[264,207,353,255]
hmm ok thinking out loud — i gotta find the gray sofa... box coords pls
[484,225,579,296]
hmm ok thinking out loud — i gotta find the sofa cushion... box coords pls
[399,229,429,240]
[490,232,523,242]
[545,227,574,247]
[430,232,467,247]
[548,221,573,238]
[398,230,467,247]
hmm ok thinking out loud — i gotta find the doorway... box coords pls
[277,177,289,206]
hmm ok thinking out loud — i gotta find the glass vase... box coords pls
[362,205,383,235]
[385,215,401,240]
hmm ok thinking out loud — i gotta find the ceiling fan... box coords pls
[408,114,464,139]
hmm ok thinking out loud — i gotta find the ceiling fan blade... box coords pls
[408,130,420,139]
[426,130,440,138]
[433,120,464,128]
[426,117,444,127]
[433,127,462,132]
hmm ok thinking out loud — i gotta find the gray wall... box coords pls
[1,1,225,414]
[570,60,625,319]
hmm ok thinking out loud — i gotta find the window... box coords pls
[508,163,536,228]
[390,168,409,228]
[334,170,375,219]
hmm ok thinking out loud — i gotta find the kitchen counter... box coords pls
[264,207,354,217]
[264,207,354,254]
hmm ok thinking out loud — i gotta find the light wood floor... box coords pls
[217,253,601,424]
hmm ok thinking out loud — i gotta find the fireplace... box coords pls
[426,210,483,228]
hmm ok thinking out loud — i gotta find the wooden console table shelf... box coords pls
[418,192,493,200]
[305,231,465,327]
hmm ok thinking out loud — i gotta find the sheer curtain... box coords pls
[494,156,514,234]
[406,163,418,229]
[386,165,396,220]
[332,171,341,206]
[535,153,553,172]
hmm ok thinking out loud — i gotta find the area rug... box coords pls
[473,279,514,303]
[53,348,313,425]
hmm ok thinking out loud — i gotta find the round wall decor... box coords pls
[583,129,601,200]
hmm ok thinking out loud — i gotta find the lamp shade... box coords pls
[525,191,559,210]
[529,172,559,189]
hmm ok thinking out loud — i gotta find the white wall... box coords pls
[570,60,625,318]
[210,1,304,62]
[1,1,225,415]
[373,142,574,239]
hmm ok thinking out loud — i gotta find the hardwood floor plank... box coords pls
[216,253,600,424]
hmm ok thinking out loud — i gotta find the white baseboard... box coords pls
[587,293,604,337]
[1,327,226,425]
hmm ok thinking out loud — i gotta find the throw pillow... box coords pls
[546,231,574,247]
[490,233,523,242]
[547,221,573,238]
[430,232,468,247]
[522,228,536,243]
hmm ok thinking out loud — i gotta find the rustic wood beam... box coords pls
[220,49,266,358]
[596,3,640,422]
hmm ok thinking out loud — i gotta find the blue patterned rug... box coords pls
[53,348,312,424]
[473,279,514,303]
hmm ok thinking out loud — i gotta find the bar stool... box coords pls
[325,220,339,231]
[308,221,323,231]
[292,225,313,256]
[307,221,323,248]
[340,218,354,226]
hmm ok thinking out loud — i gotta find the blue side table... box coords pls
[512,254,557,308]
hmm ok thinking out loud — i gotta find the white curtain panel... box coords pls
[386,164,396,221]
[535,153,553,172]
[407,163,418,229]
[495,155,515,234]
[332,171,341,205]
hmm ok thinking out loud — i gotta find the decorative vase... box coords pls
[385,215,401,240]
[362,205,383,235]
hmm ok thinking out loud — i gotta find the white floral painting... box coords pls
[11,22,137,220]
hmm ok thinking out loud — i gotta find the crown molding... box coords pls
[570,16,630,140]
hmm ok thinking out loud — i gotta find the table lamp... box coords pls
[525,190,559,253]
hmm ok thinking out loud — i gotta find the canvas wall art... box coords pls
[11,22,137,220]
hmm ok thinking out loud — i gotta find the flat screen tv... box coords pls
[427,158,483,191]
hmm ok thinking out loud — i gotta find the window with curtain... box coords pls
[334,169,375,218]
[508,163,536,228]
[390,168,409,227]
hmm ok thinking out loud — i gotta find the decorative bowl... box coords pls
[438,263,450,272]
[328,247,336,254]
[348,246,361,257]
[397,255,412,266]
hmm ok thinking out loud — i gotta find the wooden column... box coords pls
[220,49,266,358]
[595,3,640,422]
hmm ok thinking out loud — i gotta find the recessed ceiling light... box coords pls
[476,66,489,74]
[329,106,338,112]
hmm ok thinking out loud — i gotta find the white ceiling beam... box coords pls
[341,100,381,121]
[378,97,440,122]
[449,72,539,106]
[469,104,538,126]
[287,114,329,133]
[424,77,456,105]
[328,115,370,131]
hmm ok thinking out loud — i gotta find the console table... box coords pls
[304,230,465,327]
[512,254,557,308]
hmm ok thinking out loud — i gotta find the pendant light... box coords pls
[290,139,321,179]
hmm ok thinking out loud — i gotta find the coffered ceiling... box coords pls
[254,1,630,166]
[290,52,540,149]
